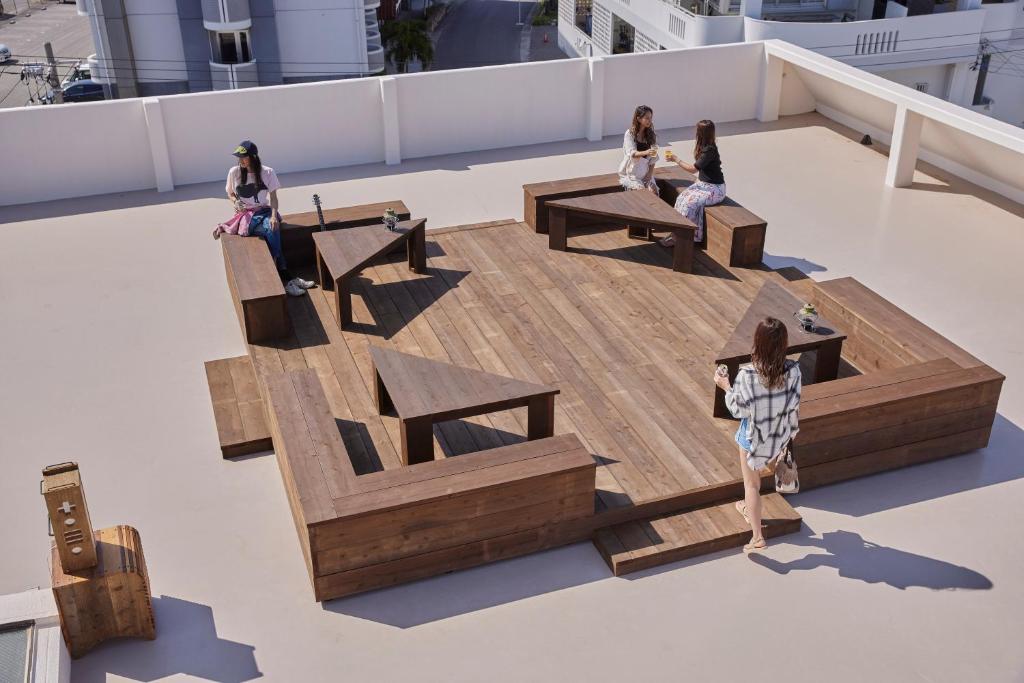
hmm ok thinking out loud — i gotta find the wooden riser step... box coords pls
[593,493,802,576]
[205,356,272,458]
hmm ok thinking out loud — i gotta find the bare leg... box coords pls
[739,447,765,547]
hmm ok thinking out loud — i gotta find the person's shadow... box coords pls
[748,530,993,591]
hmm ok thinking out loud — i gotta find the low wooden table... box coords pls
[546,191,698,272]
[713,281,847,418]
[312,218,427,328]
[370,346,560,465]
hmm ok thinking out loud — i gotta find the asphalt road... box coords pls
[0,2,94,108]
[432,0,536,71]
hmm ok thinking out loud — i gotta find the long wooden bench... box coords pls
[280,200,410,267]
[795,277,1003,489]
[264,368,597,601]
[221,234,290,344]
[655,175,766,267]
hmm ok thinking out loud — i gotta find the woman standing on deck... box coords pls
[714,317,802,552]
[662,119,726,246]
[618,105,660,193]
[214,140,314,297]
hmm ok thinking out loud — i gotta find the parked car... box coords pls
[62,79,105,103]
[61,63,91,88]
[0,44,11,64]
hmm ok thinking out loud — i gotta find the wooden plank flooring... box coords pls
[240,220,825,516]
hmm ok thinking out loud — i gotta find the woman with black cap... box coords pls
[219,140,314,297]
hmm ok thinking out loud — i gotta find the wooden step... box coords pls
[593,493,802,576]
[205,356,272,458]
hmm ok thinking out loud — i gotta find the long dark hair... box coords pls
[630,105,656,146]
[240,152,265,192]
[693,119,716,160]
[751,317,788,389]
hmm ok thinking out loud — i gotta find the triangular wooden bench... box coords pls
[370,347,560,465]
[546,191,698,273]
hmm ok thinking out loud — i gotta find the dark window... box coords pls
[219,33,239,63]
[239,32,251,62]
[575,0,592,36]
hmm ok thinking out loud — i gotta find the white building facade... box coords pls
[77,0,385,98]
[559,0,1024,127]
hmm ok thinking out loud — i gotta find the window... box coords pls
[0,623,33,683]
[576,0,593,36]
[211,30,252,64]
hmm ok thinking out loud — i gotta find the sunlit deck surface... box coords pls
[265,219,837,510]
[3,113,1024,681]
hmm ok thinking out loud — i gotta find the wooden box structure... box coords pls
[50,525,156,658]
[41,463,98,572]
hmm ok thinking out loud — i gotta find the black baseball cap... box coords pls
[232,140,258,157]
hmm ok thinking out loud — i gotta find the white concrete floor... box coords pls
[1,113,1022,682]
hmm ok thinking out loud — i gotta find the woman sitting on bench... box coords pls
[618,105,659,194]
[214,140,314,297]
[662,119,726,246]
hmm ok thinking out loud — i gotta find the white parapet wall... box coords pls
[0,40,1022,208]
[765,39,1024,202]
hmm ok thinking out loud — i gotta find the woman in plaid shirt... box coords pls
[714,317,802,552]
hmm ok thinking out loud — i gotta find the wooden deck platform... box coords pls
[210,217,1002,588]
[246,221,811,516]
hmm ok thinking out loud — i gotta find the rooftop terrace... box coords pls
[1,41,1023,681]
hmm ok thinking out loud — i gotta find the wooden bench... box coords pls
[523,166,690,235]
[280,200,411,267]
[220,234,290,344]
[546,191,697,273]
[264,368,596,601]
[205,355,272,458]
[656,175,766,267]
[794,277,1004,489]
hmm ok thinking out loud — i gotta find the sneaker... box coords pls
[285,280,306,297]
[292,277,316,289]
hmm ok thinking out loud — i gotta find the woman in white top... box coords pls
[221,140,313,297]
[618,105,659,193]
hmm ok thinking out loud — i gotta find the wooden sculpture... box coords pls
[42,463,156,658]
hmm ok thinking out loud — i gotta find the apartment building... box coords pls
[78,0,386,98]
[559,0,1024,127]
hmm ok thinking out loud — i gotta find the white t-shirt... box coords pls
[226,165,281,209]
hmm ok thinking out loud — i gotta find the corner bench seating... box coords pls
[655,175,766,267]
[522,167,767,268]
[264,367,597,601]
[219,201,411,344]
[795,277,1004,489]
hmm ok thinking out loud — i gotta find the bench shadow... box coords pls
[570,238,740,281]
[793,414,1024,517]
[761,253,828,276]
[748,530,993,591]
[437,419,529,457]
[336,419,386,475]
[347,265,470,339]
[321,541,611,628]
[68,595,261,683]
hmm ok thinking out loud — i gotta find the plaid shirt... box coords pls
[725,360,802,465]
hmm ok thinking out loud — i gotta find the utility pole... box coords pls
[44,42,64,104]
